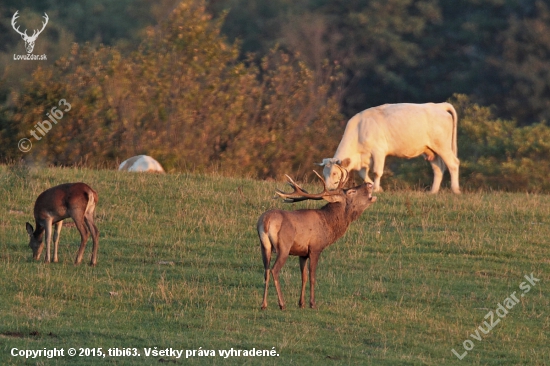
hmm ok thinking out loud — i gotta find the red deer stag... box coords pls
[25,183,99,266]
[257,167,377,310]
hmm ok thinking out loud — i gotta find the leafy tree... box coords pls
[5,0,343,180]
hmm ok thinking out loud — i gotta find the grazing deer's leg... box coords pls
[84,214,99,266]
[308,251,321,309]
[52,221,63,263]
[43,218,53,263]
[299,256,308,308]
[73,214,89,265]
[271,251,290,310]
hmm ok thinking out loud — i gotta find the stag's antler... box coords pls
[275,166,349,203]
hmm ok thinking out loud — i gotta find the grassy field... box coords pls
[0,165,548,365]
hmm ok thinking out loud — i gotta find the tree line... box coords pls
[1,0,549,192]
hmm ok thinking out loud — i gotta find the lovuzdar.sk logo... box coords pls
[12,10,48,61]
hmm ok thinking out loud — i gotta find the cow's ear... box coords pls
[340,158,351,168]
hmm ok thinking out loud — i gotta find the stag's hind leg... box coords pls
[260,232,273,310]
[271,251,290,310]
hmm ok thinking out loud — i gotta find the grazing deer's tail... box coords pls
[84,188,98,216]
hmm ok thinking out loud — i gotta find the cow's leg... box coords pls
[429,156,445,193]
[371,153,386,192]
[358,154,374,185]
[436,151,461,194]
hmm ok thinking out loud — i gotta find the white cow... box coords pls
[119,155,165,173]
[320,103,460,194]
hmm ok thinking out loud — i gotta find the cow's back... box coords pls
[354,103,454,158]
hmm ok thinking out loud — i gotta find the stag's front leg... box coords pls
[308,252,321,309]
[299,256,308,308]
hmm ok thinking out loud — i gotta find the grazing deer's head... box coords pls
[12,11,49,54]
[26,222,44,260]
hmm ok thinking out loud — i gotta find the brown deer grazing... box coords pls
[257,167,377,310]
[25,183,99,266]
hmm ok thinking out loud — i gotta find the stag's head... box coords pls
[341,182,377,222]
[275,166,376,220]
[12,11,49,54]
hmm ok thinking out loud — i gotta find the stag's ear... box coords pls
[345,189,357,197]
[322,193,345,203]
[26,222,34,236]
[340,158,351,168]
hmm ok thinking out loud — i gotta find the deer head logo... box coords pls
[11,11,49,54]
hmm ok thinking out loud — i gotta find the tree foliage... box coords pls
[2,1,342,180]
[2,0,550,191]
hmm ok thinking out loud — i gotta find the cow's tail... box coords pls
[445,103,458,155]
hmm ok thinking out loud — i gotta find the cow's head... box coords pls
[317,158,351,190]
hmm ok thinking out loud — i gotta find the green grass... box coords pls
[0,165,548,365]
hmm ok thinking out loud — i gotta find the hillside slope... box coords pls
[0,166,548,365]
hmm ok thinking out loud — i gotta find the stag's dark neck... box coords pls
[319,202,353,243]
